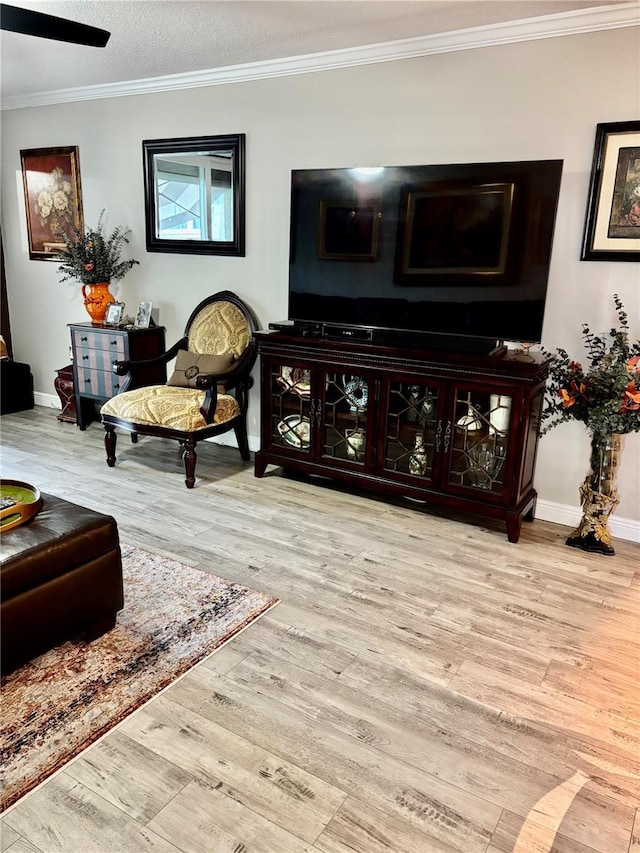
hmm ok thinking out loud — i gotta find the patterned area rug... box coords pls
[1,544,278,813]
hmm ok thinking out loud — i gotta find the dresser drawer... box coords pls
[75,365,124,400]
[74,345,124,373]
[71,328,126,358]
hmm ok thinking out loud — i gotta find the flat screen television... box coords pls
[287,159,563,352]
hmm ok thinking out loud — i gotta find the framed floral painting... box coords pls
[581,121,640,261]
[20,146,84,261]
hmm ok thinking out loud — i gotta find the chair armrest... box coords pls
[112,337,187,376]
[193,341,257,390]
[194,367,238,390]
[196,342,257,422]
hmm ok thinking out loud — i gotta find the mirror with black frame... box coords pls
[142,134,245,256]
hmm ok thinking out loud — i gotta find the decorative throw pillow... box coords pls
[168,350,235,389]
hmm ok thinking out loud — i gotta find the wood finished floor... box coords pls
[1,407,638,853]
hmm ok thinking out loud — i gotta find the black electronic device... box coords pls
[288,159,563,352]
[268,321,298,332]
[1,4,110,46]
[322,324,373,342]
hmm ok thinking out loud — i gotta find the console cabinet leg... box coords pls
[254,452,268,478]
[506,513,523,543]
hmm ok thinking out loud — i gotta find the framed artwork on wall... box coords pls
[20,146,84,262]
[581,120,640,261]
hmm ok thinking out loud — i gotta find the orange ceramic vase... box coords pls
[82,282,115,323]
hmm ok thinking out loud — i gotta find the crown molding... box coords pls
[3,2,639,110]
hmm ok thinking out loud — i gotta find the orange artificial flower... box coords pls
[559,388,576,408]
[622,381,640,411]
[627,355,640,372]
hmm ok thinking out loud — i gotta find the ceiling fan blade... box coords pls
[0,4,110,47]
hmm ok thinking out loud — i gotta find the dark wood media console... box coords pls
[254,331,551,542]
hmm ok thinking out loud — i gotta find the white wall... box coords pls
[2,27,639,534]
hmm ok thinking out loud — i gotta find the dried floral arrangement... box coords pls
[55,210,139,285]
[540,294,640,437]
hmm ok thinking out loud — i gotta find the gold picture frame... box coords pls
[20,146,84,262]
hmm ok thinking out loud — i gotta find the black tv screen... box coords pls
[288,159,563,347]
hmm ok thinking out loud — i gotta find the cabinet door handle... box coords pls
[315,400,323,426]
[443,421,452,454]
[435,419,443,453]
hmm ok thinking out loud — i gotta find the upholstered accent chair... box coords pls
[101,291,259,488]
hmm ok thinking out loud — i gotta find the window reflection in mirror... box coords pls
[143,135,245,256]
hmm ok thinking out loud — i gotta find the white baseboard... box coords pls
[34,391,61,409]
[207,431,261,454]
[34,396,639,543]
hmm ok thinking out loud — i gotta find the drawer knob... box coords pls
[81,336,88,342]
[85,378,91,384]
[110,340,118,346]
[113,383,120,390]
[82,355,89,360]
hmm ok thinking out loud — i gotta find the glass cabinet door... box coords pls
[321,371,371,466]
[383,379,439,481]
[268,362,313,455]
[448,388,512,495]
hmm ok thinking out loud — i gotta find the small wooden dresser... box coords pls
[69,323,166,429]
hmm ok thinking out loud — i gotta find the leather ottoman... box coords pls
[1,494,123,674]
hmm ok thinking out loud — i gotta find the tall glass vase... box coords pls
[566,433,622,556]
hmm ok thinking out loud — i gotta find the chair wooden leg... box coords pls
[234,420,251,461]
[182,437,197,488]
[104,425,117,467]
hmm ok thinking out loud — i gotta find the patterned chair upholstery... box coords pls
[100,291,259,488]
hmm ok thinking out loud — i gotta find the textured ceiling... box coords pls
[0,0,633,101]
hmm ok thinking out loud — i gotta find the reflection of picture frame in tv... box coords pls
[318,200,380,261]
[395,181,514,284]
